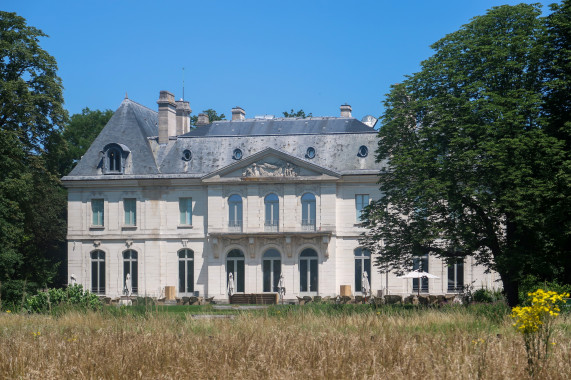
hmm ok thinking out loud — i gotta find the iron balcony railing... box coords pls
[264,220,279,232]
[228,220,242,232]
[301,219,316,231]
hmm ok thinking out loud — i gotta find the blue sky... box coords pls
[3,0,557,121]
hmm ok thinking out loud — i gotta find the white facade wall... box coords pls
[67,176,502,301]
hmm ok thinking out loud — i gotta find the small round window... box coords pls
[357,145,368,157]
[232,148,243,160]
[182,149,192,161]
[306,147,316,159]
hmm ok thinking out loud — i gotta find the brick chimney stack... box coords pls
[175,99,191,135]
[157,91,176,144]
[340,104,352,118]
[232,106,246,121]
[196,113,210,126]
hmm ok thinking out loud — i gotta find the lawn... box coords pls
[1,304,569,379]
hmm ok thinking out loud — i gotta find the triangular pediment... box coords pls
[202,148,341,182]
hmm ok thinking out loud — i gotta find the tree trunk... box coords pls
[499,272,519,307]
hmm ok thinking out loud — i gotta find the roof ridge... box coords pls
[122,98,157,114]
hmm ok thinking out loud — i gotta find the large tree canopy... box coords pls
[0,12,68,304]
[361,3,570,306]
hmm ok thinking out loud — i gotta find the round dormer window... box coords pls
[306,147,316,159]
[232,148,243,160]
[357,145,368,157]
[182,149,192,161]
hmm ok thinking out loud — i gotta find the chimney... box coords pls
[340,104,352,118]
[157,91,176,144]
[232,106,246,121]
[196,113,210,126]
[176,99,192,135]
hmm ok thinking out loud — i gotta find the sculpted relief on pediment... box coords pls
[242,161,299,178]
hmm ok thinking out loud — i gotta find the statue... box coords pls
[277,273,286,304]
[362,271,370,300]
[227,272,235,297]
[70,274,76,286]
[125,273,132,296]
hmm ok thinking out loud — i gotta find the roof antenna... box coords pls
[182,67,185,100]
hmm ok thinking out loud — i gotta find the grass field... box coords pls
[1,304,569,379]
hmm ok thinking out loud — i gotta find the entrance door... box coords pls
[299,248,318,293]
[227,249,245,293]
[263,249,281,292]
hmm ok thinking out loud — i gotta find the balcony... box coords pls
[264,220,279,232]
[228,220,242,232]
[301,219,316,231]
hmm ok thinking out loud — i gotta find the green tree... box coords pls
[190,108,225,126]
[361,4,570,306]
[282,109,312,118]
[0,12,68,305]
[47,108,113,177]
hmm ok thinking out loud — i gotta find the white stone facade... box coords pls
[64,93,500,301]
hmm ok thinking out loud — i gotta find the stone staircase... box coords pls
[230,293,278,305]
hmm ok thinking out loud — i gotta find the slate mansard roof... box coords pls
[63,97,384,181]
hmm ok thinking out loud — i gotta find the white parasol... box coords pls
[398,270,439,296]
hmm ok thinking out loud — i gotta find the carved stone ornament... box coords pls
[242,161,298,178]
[125,240,133,248]
[93,241,101,247]
[182,239,188,248]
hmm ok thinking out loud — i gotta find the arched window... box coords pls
[90,250,105,294]
[123,250,138,294]
[264,193,279,231]
[299,248,318,293]
[178,249,194,294]
[413,254,429,293]
[228,194,243,231]
[301,193,316,231]
[354,248,371,293]
[447,258,464,293]
[263,249,281,292]
[227,249,245,293]
[108,147,122,172]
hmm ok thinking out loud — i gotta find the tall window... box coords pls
[299,248,318,293]
[124,198,136,226]
[263,249,281,292]
[413,254,429,293]
[123,250,138,294]
[107,147,122,172]
[227,249,245,293]
[354,248,371,293]
[178,249,194,294]
[91,199,104,226]
[179,198,192,225]
[264,193,279,231]
[91,250,105,294]
[301,193,316,231]
[228,194,243,231]
[355,194,369,222]
[447,258,464,293]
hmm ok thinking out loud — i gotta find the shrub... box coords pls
[24,284,102,313]
[473,288,503,303]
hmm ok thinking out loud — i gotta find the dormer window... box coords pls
[108,148,121,171]
[102,143,130,174]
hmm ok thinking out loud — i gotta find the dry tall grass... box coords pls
[0,308,569,379]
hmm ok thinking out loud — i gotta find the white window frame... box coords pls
[355,194,369,223]
[91,199,104,227]
[179,197,193,226]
